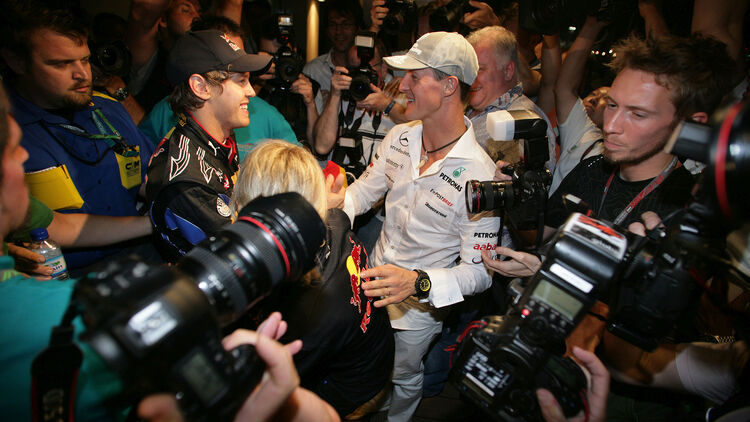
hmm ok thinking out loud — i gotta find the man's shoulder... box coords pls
[303,52,332,72]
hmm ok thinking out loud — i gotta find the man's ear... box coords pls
[504,61,516,83]
[689,111,709,124]
[1,48,26,76]
[443,76,459,97]
[188,74,213,100]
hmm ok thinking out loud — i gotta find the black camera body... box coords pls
[345,32,379,102]
[465,110,551,230]
[274,45,304,85]
[89,39,132,78]
[73,193,325,421]
[450,315,586,421]
[519,0,634,35]
[451,212,623,421]
[382,0,417,35]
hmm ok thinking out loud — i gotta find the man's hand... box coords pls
[257,51,276,81]
[137,312,306,422]
[536,347,610,422]
[627,211,663,237]
[325,173,346,210]
[357,84,390,112]
[290,74,315,105]
[361,264,418,307]
[330,66,352,96]
[494,160,513,181]
[482,246,541,278]
[463,0,501,29]
[7,243,52,279]
[370,0,388,32]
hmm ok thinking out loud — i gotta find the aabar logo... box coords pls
[473,243,496,250]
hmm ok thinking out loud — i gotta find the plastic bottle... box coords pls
[29,228,69,280]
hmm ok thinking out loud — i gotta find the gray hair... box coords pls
[466,26,519,81]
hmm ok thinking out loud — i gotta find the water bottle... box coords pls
[29,228,69,280]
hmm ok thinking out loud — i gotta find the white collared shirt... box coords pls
[343,117,500,329]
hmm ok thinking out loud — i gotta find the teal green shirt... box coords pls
[139,96,299,160]
[0,256,123,421]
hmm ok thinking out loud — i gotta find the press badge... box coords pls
[115,146,142,189]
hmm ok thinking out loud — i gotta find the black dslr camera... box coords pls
[345,32,379,102]
[465,110,552,232]
[273,14,304,85]
[382,0,417,35]
[89,39,132,78]
[61,193,324,421]
[452,212,622,420]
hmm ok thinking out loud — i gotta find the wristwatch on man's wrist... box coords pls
[109,86,130,102]
[413,269,431,299]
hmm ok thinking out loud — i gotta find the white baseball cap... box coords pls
[383,32,479,85]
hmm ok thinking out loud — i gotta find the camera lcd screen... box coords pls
[180,351,227,405]
[278,16,292,26]
[531,279,583,320]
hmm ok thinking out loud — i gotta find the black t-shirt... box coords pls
[268,209,394,416]
[546,155,695,228]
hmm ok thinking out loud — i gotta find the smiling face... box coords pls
[1,114,29,236]
[602,68,677,165]
[206,71,255,135]
[20,28,92,110]
[469,41,514,111]
[583,86,610,128]
[399,68,446,122]
[327,10,357,54]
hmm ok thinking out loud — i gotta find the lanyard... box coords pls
[598,156,679,225]
[47,108,139,166]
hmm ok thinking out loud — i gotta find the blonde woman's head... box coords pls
[232,140,327,219]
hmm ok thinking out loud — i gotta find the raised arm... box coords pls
[126,0,170,71]
[312,67,350,156]
[536,33,561,116]
[554,16,607,125]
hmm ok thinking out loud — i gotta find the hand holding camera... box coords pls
[535,347,609,422]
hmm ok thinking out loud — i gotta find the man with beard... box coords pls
[0,3,155,272]
[482,34,736,278]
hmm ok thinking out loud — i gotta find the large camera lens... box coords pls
[179,192,325,325]
[348,68,378,102]
[465,179,514,213]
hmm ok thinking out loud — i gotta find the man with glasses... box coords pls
[303,0,365,111]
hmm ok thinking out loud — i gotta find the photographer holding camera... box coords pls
[255,15,321,145]
[481,34,740,420]
[465,25,556,169]
[313,33,406,251]
[483,34,735,276]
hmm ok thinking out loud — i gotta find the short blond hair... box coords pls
[231,140,327,219]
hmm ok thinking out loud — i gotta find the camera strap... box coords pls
[599,156,679,225]
[31,304,83,422]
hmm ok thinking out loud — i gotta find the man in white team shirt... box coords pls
[328,31,500,422]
